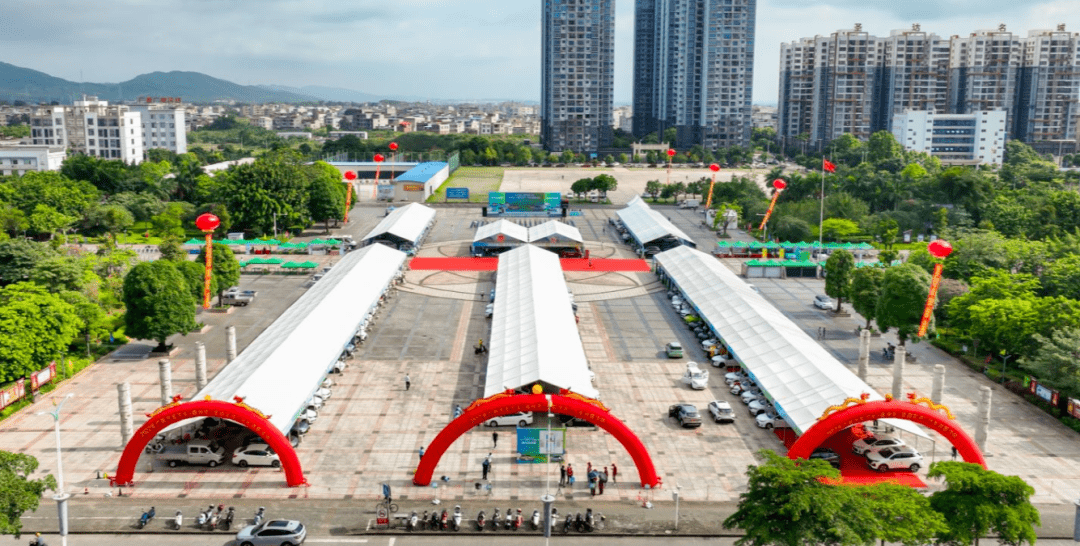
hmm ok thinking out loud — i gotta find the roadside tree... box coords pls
[771,216,812,243]
[928,462,1039,546]
[0,451,56,537]
[645,180,662,200]
[824,249,855,312]
[1021,327,1080,397]
[122,261,197,352]
[0,282,80,382]
[196,243,241,305]
[875,263,931,345]
[821,218,860,241]
[850,267,884,329]
[862,483,947,546]
[307,171,345,233]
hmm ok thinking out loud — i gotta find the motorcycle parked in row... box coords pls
[136,506,155,529]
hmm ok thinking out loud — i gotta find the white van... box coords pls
[485,412,533,428]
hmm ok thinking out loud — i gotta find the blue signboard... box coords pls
[446,187,470,200]
[516,427,566,463]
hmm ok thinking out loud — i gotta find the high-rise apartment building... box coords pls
[128,104,188,154]
[632,0,757,149]
[29,96,143,164]
[780,24,1079,147]
[541,0,615,154]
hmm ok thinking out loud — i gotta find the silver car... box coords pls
[235,519,306,546]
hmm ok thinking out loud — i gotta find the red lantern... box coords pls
[927,240,953,258]
[344,171,357,180]
[389,142,399,151]
[773,179,787,190]
[195,213,220,232]
[709,164,720,172]
[374,154,385,162]
[667,149,676,157]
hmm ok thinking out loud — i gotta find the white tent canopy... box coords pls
[528,220,583,245]
[473,219,530,245]
[362,203,436,245]
[655,245,927,439]
[190,244,407,435]
[485,245,598,399]
[616,199,696,248]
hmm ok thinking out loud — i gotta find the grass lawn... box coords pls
[428,167,505,203]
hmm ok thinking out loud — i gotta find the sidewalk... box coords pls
[17,496,1077,538]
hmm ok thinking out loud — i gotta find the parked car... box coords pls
[485,303,494,318]
[235,519,307,546]
[680,362,709,390]
[747,398,771,416]
[232,447,281,468]
[741,389,765,405]
[708,400,735,423]
[813,294,834,310]
[154,440,225,468]
[486,412,533,428]
[221,286,257,306]
[724,372,747,385]
[665,341,684,358]
[755,411,790,430]
[851,435,906,456]
[668,404,703,428]
[867,446,923,472]
[810,447,841,468]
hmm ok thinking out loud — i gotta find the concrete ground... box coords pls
[5,198,1080,536]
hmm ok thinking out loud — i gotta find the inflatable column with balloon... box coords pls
[758,179,787,231]
[704,163,720,209]
[195,213,220,309]
[342,170,357,223]
[918,240,952,337]
[666,148,676,186]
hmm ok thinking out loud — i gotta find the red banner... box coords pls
[0,379,26,410]
[917,263,944,337]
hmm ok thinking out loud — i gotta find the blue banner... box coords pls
[515,427,566,464]
[446,187,469,199]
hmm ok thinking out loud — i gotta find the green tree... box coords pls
[932,207,949,234]
[86,204,134,242]
[175,259,219,304]
[306,165,346,233]
[824,249,855,312]
[0,282,81,382]
[196,243,241,305]
[771,216,812,242]
[59,290,109,356]
[875,263,932,345]
[928,462,1039,546]
[823,193,870,222]
[0,206,28,239]
[867,131,903,163]
[645,180,662,199]
[216,150,311,235]
[560,150,574,164]
[906,248,936,275]
[0,239,56,286]
[1021,327,1080,397]
[150,202,192,239]
[157,236,185,262]
[122,261,197,351]
[593,174,618,197]
[862,483,948,546]
[947,271,1040,336]
[570,178,591,197]
[28,256,91,293]
[820,218,860,241]
[850,266,884,329]
[27,204,75,240]
[1040,254,1080,300]
[662,127,677,144]
[0,451,57,537]
[723,450,876,546]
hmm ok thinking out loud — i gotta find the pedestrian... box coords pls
[611,463,617,483]
[951,446,958,460]
[822,327,827,338]
[492,431,498,448]
[566,464,574,488]
[587,462,592,476]
[418,446,424,461]
[559,464,567,486]
[482,457,490,480]
[453,404,462,419]
[599,467,608,494]
[589,474,597,497]
[404,374,411,391]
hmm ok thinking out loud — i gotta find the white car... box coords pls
[681,362,709,390]
[748,398,771,416]
[701,339,719,351]
[741,389,765,404]
[851,435,906,456]
[307,394,324,410]
[711,355,736,368]
[232,447,281,468]
[314,387,331,400]
[486,412,533,428]
[867,446,923,472]
[724,372,746,385]
[755,412,790,430]
[485,304,494,318]
[813,295,834,310]
[708,400,735,423]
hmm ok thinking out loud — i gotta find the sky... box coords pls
[2,0,1079,105]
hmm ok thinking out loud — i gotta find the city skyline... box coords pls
[2,0,1077,105]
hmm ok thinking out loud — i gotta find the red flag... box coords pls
[823,159,836,173]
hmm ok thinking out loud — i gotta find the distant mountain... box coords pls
[0,61,318,104]
[258,84,383,104]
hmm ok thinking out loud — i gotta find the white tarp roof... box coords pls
[655,245,927,439]
[616,200,696,248]
[362,203,436,244]
[485,245,598,399]
[192,244,407,434]
[528,220,583,245]
[473,220,529,244]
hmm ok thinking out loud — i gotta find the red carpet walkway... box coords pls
[775,427,927,488]
[410,257,651,272]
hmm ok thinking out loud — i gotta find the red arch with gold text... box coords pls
[787,396,986,467]
[112,397,306,487]
[414,390,660,488]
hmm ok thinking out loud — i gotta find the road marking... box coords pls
[307,540,369,543]
[389,538,395,546]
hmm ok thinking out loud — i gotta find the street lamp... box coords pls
[38,393,74,546]
[1000,351,1013,384]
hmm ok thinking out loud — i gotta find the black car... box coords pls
[668,404,703,428]
[809,448,841,469]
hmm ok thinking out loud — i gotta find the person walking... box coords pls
[589,472,597,497]
[600,467,608,495]
[418,446,424,461]
[492,431,499,448]
[559,464,566,487]
[482,457,491,480]
[611,462,617,484]
[404,374,411,391]
[951,446,958,460]
[586,462,592,476]
[566,464,574,488]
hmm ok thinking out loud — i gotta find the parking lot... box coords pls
[5,190,1080,512]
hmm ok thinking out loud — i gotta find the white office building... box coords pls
[29,96,144,164]
[892,110,1007,165]
[128,105,188,154]
[0,146,67,176]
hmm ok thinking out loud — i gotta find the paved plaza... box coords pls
[4,188,1080,536]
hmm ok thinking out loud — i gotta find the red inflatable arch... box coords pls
[787,394,986,468]
[113,396,306,487]
[414,389,661,488]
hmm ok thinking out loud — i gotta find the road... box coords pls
[3,534,745,545]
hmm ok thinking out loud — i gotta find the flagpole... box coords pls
[819,156,825,255]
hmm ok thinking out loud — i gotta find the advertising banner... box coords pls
[446,187,470,200]
[0,378,25,411]
[403,184,425,192]
[1068,398,1080,420]
[1035,383,1054,402]
[516,426,566,463]
[377,185,394,200]
[488,192,562,217]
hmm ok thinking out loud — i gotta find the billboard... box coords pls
[446,187,470,200]
[516,426,566,463]
[488,192,562,217]
[377,185,394,200]
[403,184,425,192]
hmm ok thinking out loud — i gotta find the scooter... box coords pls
[253,506,266,527]
[420,510,429,530]
[27,535,47,546]
[208,510,219,531]
[504,507,513,530]
[562,513,573,534]
[585,508,594,532]
[172,510,183,530]
[452,505,462,531]
[137,506,155,529]
[428,510,439,530]
[440,509,449,530]
[476,510,486,531]
[575,512,585,532]
[530,509,540,530]
[513,508,522,531]
[222,507,235,531]
[492,507,501,530]
[407,511,418,532]
[195,509,209,529]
